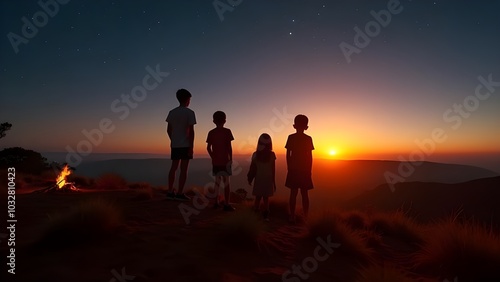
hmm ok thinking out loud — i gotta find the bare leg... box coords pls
[214,176,222,203]
[263,196,270,220]
[178,159,190,194]
[289,188,299,219]
[300,188,309,218]
[263,196,269,212]
[254,196,262,211]
[223,175,231,205]
[168,160,180,193]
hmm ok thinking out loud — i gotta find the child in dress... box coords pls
[247,133,276,220]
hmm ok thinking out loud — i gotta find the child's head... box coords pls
[257,133,272,152]
[256,133,273,162]
[293,114,309,131]
[213,111,226,126]
[176,89,192,106]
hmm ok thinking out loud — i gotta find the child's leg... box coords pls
[178,159,190,193]
[262,196,270,220]
[289,188,299,218]
[223,175,231,205]
[254,196,262,211]
[263,196,269,212]
[168,160,180,192]
[300,188,309,218]
[214,176,222,203]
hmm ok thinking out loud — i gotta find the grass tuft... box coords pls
[38,198,122,248]
[95,173,127,190]
[414,218,500,281]
[131,185,154,200]
[217,208,265,250]
[341,210,369,230]
[369,211,424,245]
[356,264,417,282]
[306,210,374,265]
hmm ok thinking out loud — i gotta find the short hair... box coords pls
[213,111,226,124]
[176,89,192,103]
[294,114,309,127]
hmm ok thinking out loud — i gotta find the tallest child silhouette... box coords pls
[165,89,196,201]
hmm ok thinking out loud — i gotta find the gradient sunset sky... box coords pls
[1,0,499,167]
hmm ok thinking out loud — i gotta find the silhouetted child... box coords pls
[165,89,196,201]
[206,111,235,211]
[285,114,314,223]
[247,133,276,221]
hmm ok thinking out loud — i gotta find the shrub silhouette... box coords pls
[0,147,49,174]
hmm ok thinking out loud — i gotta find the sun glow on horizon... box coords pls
[322,147,339,159]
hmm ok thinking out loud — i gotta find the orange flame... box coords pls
[56,165,71,188]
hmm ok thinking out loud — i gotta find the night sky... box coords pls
[1,0,499,167]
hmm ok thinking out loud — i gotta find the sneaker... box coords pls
[166,191,176,200]
[223,204,235,212]
[175,193,191,201]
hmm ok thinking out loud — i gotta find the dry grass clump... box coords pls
[369,211,424,245]
[131,184,154,200]
[95,173,127,190]
[38,198,122,247]
[216,208,265,250]
[306,210,374,265]
[356,264,417,282]
[414,218,500,281]
[341,210,370,230]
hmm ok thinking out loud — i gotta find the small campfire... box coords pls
[35,164,79,193]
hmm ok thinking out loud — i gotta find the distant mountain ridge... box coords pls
[344,176,500,225]
[75,158,498,202]
[312,159,498,200]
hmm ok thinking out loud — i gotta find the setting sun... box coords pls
[329,149,337,156]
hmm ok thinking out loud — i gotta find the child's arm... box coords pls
[206,142,213,158]
[167,123,172,139]
[247,158,256,185]
[228,142,233,163]
[286,148,292,168]
[272,157,276,192]
[188,125,194,155]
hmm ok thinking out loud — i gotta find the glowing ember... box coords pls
[56,165,71,189]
